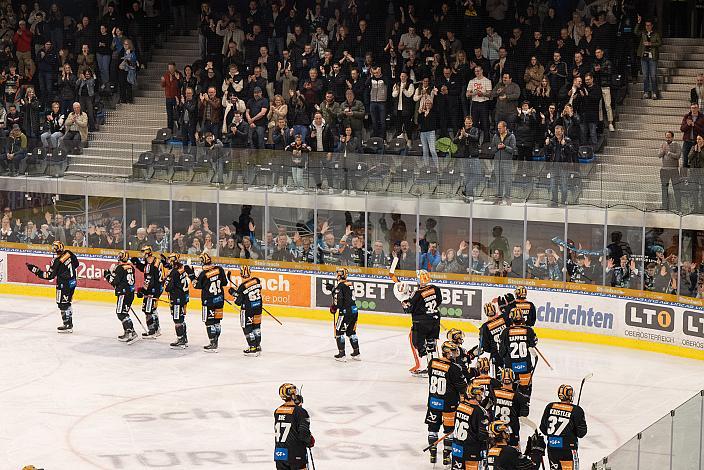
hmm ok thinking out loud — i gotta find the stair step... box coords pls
[619,105,687,115]
[622,97,688,107]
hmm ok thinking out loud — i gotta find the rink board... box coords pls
[1,247,704,360]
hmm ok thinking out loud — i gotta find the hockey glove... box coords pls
[329,305,338,315]
[103,269,111,278]
[26,263,41,276]
[468,345,480,361]
[308,435,315,448]
[184,265,195,279]
[129,256,140,264]
[136,288,146,298]
[228,286,236,296]
[527,431,546,463]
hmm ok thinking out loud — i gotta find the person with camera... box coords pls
[545,124,578,206]
[635,15,661,100]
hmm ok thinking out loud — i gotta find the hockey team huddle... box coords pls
[27,242,588,470]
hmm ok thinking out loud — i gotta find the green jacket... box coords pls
[634,23,661,61]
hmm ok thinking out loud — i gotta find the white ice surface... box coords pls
[1,295,703,470]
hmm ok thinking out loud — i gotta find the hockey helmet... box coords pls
[279,383,302,404]
[509,308,524,324]
[558,384,574,403]
[199,252,212,266]
[336,267,348,281]
[484,303,497,318]
[477,356,490,374]
[466,383,485,401]
[447,328,465,345]
[141,245,153,258]
[417,269,431,287]
[498,368,516,387]
[393,281,412,302]
[52,240,64,254]
[117,250,129,263]
[167,252,180,264]
[241,265,251,279]
[515,285,527,299]
[441,340,459,358]
[488,420,510,440]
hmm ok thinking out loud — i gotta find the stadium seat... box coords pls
[385,138,407,155]
[152,153,175,181]
[578,146,595,163]
[19,148,48,176]
[132,151,155,180]
[45,148,68,178]
[363,137,385,154]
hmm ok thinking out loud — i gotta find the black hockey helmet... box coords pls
[52,240,64,254]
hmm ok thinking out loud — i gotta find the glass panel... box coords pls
[125,187,170,253]
[368,197,418,271]
[418,199,470,274]
[638,412,672,470]
[643,213,680,295]
[566,207,605,286]
[526,205,565,281]
[672,393,702,470]
[606,208,644,290]
[87,196,124,249]
[316,195,366,267]
[268,202,315,264]
[471,202,524,278]
[0,189,67,246]
[603,435,640,470]
[217,193,265,261]
[681,214,704,298]
[41,192,86,248]
[171,185,217,257]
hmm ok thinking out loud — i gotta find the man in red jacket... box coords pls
[12,20,33,78]
[681,103,704,169]
[161,62,181,132]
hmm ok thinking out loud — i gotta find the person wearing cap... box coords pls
[1,124,27,176]
[246,85,269,149]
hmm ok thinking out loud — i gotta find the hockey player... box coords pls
[228,265,264,356]
[513,286,537,326]
[478,303,509,369]
[489,368,530,446]
[329,267,360,362]
[131,246,164,338]
[193,252,228,352]
[470,357,501,409]
[499,309,538,399]
[446,328,479,383]
[26,241,79,332]
[425,340,467,466]
[539,384,588,470]
[486,421,546,470]
[405,269,441,375]
[274,383,315,470]
[163,253,192,349]
[451,384,489,469]
[103,250,137,343]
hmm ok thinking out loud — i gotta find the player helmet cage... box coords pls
[117,250,129,262]
[279,383,303,405]
[336,267,348,281]
[241,265,251,279]
[509,308,524,324]
[52,240,64,253]
[477,356,491,374]
[558,384,574,403]
[484,302,497,318]
[417,269,431,286]
[199,252,212,265]
[441,340,459,358]
[141,245,153,258]
[498,368,516,387]
[447,328,465,345]
[515,285,527,299]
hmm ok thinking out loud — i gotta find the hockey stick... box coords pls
[423,429,454,452]
[577,372,593,405]
[308,447,316,470]
[262,306,283,325]
[129,307,149,334]
[534,346,554,371]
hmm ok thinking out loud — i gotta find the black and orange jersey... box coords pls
[479,316,508,358]
[487,444,538,470]
[234,277,263,314]
[105,262,136,295]
[428,356,467,412]
[540,401,587,451]
[470,374,501,404]
[332,279,357,312]
[409,284,442,323]
[194,264,228,307]
[165,265,190,305]
[499,325,537,375]
[452,399,487,453]
[42,250,79,288]
[133,255,164,295]
[273,403,313,465]
[490,387,530,438]
[512,300,537,326]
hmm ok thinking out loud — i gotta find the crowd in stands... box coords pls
[0,0,164,175]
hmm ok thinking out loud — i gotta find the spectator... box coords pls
[468,244,486,275]
[161,62,181,132]
[490,120,517,204]
[417,96,439,169]
[555,103,582,144]
[285,133,310,193]
[199,86,222,139]
[40,101,65,150]
[319,91,340,133]
[547,51,568,93]
[117,38,137,104]
[36,39,58,107]
[687,135,704,213]
[368,240,389,268]
[179,87,198,147]
[635,15,661,100]
[436,248,466,274]
[486,249,510,277]
[12,20,34,78]
[419,241,441,271]
[0,216,19,241]
[481,25,501,62]
[394,239,416,271]
[545,125,578,206]
[63,101,89,152]
[658,131,682,211]
[20,86,42,141]
[454,115,482,197]
[266,94,288,141]
[465,65,492,142]
[246,86,269,149]
[692,73,704,108]
[524,56,544,93]
[95,24,112,86]
[592,48,615,132]
[76,43,95,75]
[76,69,96,132]
[608,255,638,288]
[57,63,76,115]
[1,125,27,176]
[514,102,538,161]
[366,66,388,138]
[580,72,602,150]
[392,71,415,140]
[680,103,704,169]
[338,89,365,138]
[307,111,335,192]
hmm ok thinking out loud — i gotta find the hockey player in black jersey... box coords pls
[513,286,537,326]
[163,253,192,349]
[131,246,164,338]
[274,383,315,470]
[405,270,441,375]
[426,341,467,466]
[479,303,509,370]
[486,421,546,470]
[329,267,360,362]
[470,357,501,409]
[451,384,489,469]
[193,252,228,352]
[103,250,137,343]
[540,384,588,470]
[489,368,530,447]
[499,309,538,399]
[26,241,79,333]
[228,265,264,356]
[446,328,479,383]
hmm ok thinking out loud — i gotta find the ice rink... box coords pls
[1,294,703,470]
